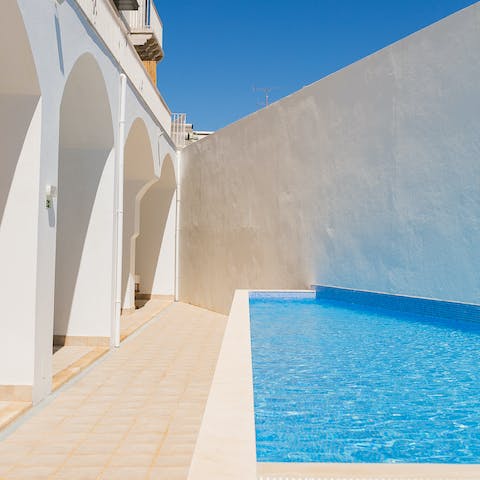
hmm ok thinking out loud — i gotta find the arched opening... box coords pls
[121,118,156,314]
[0,0,42,392]
[135,155,177,302]
[53,53,114,349]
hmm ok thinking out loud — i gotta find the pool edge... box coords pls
[258,461,480,479]
[188,289,257,480]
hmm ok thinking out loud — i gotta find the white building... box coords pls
[1,0,177,404]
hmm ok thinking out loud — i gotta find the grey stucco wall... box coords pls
[179,4,480,314]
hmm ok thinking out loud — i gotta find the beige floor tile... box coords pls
[166,423,201,435]
[17,454,68,468]
[148,466,189,480]
[74,442,118,455]
[153,455,192,468]
[91,423,132,435]
[5,465,57,479]
[64,414,102,424]
[115,442,159,456]
[128,422,169,435]
[63,453,113,467]
[161,433,197,445]
[53,465,104,480]
[31,442,75,456]
[0,464,14,476]
[72,432,123,446]
[0,442,33,456]
[57,420,95,434]
[122,431,165,446]
[0,450,33,466]
[99,466,150,479]
[108,454,156,467]
[32,432,87,446]
[157,443,195,456]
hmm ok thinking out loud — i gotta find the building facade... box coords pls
[0,0,177,403]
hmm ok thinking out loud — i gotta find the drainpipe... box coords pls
[174,149,181,302]
[114,73,127,347]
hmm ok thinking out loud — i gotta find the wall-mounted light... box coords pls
[45,185,57,209]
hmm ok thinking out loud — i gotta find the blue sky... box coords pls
[154,0,477,131]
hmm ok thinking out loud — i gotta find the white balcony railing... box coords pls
[149,2,163,46]
[121,0,163,61]
[122,0,162,35]
[171,113,187,149]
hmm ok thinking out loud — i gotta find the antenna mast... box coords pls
[253,86,278,108]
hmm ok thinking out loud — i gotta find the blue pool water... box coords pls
[249,291,480,463]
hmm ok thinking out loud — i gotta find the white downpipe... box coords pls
[174,149,181,302]
[114,73,127,347]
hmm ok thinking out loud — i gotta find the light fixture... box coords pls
[45,185,57,209]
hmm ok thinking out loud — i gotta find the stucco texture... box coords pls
[179,4,480,314]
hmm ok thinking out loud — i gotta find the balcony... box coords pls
[121,0,164,62]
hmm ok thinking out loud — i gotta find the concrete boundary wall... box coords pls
[179,3,480,314]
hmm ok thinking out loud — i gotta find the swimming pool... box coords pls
[249,289,480,464]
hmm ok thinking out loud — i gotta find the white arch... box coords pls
[135,154,177,298]
[121,117,156,311]
[54,52,115,343]
[0,0,42,390]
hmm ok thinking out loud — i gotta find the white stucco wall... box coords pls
[136,156,177,296]
[179,4,480,314]
[0,100,41,385]
[0,0,42,387]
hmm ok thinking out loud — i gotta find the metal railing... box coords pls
[121,0,163,39]
[148,2,163,45]
[171,113,187,149]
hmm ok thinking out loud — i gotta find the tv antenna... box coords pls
[253,86,279,108]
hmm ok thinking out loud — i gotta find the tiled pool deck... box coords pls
[0,299,173,433]
[0,302,227,479]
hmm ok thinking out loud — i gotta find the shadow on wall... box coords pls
[135,156,176,295]
[121,118,155,310]
[0,0,41,231]
[0,97,40,226]
[54,53,114,339]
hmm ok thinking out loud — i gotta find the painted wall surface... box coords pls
[0,0,42,386]
[136,157,177,296]
[0,100,41,384]
[179,4,480,314]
